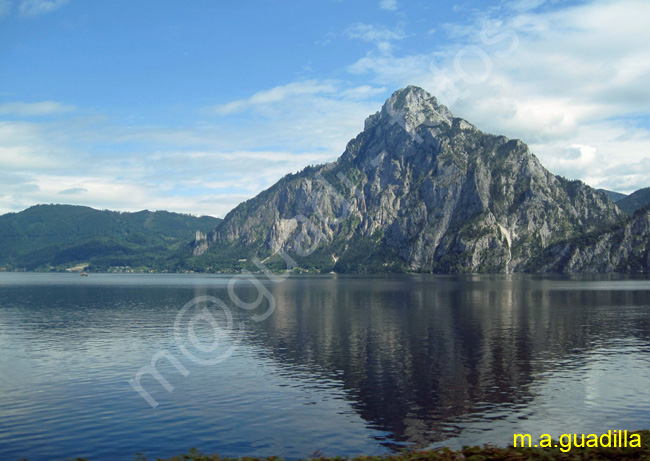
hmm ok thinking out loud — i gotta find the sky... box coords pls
[1,0,649,217]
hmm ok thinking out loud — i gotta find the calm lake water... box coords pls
[1,272,650,460]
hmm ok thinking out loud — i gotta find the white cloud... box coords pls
[0,101,75,116]
[204,81,384,156]
[379,0,398,11]
[508,0,548,12]
[0,121,70,171]
[346,23,405,53]
[546,144,598,173]
[530,121,650,193]
[2,174,218,216]
[345,0,650,193]
[340,85,387,100]
[4,0,649,218]
[348,53,433,86]
[599,158,650,192]
[18,0,69,16]
[0,83,386,217]
[58,187,87,195]
[210,80,337,116]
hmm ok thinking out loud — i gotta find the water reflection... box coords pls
[252,275,650,448]
[1,273,650,459]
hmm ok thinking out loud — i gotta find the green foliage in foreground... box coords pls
[68,430,650,461]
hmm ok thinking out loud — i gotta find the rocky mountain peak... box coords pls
[198,85,623,274]
[385,85,438,113]
[365,85,454,132]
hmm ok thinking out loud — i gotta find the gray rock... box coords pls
[538,206,650,273]
[195,86,625,273]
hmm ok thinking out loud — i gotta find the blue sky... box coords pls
[1,0,649,217]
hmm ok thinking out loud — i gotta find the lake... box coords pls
[1,272,650,460]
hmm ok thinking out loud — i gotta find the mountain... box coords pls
[192,86,623,273]
[616,187,650,215]
[536,203,650,272]
[0,204,220,271]
[598,189,627,202]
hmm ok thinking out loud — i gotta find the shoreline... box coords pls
[66,430,650,461]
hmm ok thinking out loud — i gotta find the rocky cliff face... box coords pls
[536,205,650,273]
[196,86,623,273]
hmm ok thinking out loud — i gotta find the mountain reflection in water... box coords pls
[1,273,649,460]
[252,275,650,448]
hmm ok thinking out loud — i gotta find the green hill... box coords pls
[598,188,627,202]
[616,187,650,214]
[0,204,220,272]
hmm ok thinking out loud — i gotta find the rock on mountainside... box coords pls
[535,204,650,273]
[194,86,623,273]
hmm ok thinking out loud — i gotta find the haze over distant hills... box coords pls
[2,87,649,274]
